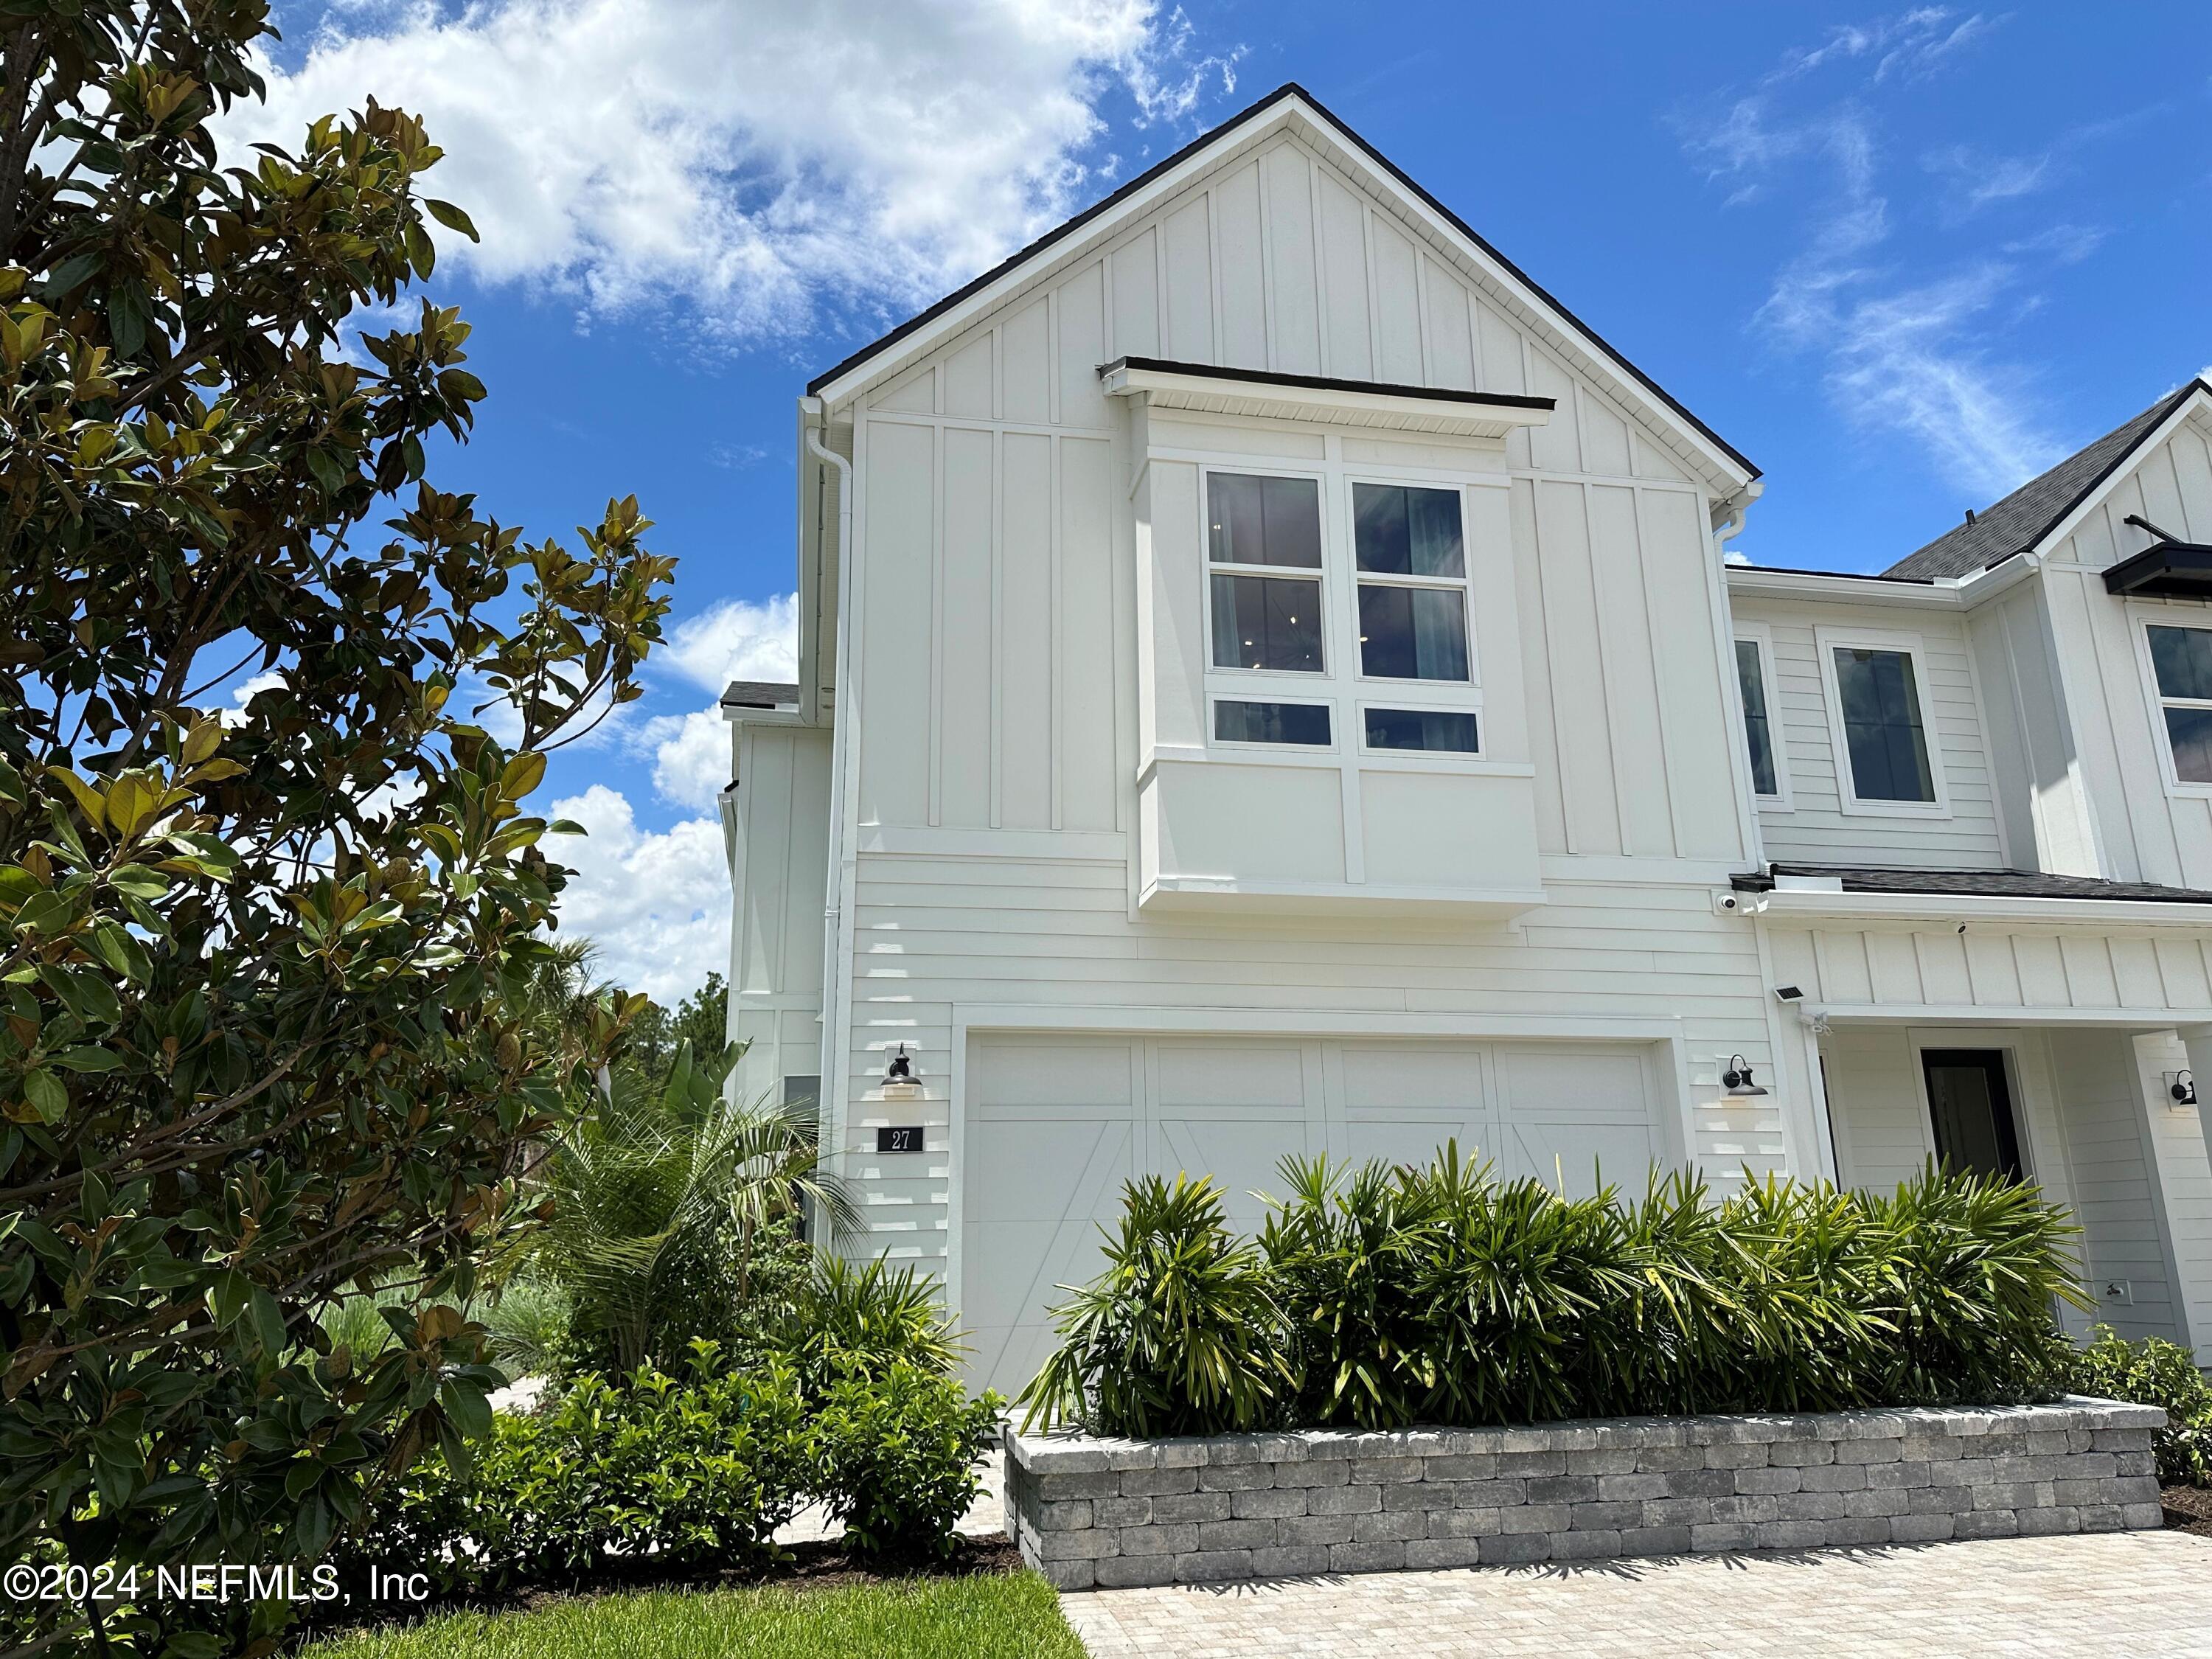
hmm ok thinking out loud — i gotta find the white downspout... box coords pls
[802,400,855,1203]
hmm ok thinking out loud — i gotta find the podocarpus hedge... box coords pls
[1018,1150,2089,1439]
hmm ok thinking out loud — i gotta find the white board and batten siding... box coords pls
[1731,597,2008,871]
[726,724,832,1106]
[2031,413,2212,888]
[828,129,1796,1307]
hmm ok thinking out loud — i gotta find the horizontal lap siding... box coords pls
[841,856,1784,1272]
[1737,599,2006,870]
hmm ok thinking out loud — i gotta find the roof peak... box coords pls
[1884,378,2209,581]
[803,80,1756,481]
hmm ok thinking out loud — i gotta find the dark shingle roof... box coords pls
[1884,382,2205,580]
[1733,863,2212,906]
[804,83,1756,481]
[720,681,800,710]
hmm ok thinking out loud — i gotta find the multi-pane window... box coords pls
[1832,646,1935,804]
[1201,469,1478,751]
[2148,624,2212,785]
[1208,473,1324,673]
[1353,483,1470,682]
[1735,639,1779,797]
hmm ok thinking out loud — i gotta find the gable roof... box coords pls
[805,83,1756,484]
[1885,380,2209,580]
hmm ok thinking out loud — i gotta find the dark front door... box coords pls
[1921,1049,2025,1182]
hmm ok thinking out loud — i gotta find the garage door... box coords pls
[959,1034,1667,1394]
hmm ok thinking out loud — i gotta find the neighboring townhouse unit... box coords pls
[717,83,2212,1393]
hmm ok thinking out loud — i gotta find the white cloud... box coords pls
[661,593,799,695]
[219,668,287,728]
[1769,9,2000,86]
[640,705,731,811]
[231,0,1239,345]
[1678,18,2081,499]
[547,784,728,1004]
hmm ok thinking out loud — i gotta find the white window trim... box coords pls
[1200,462,1333,684]
[1354,701,1485,760]
[1731,623,1792,811]
[1813,625,1952,818]
[1197,452,1485,757]
[1206,691,1339,754]
[2130,611,2212,799]
[1342,477,1481,691]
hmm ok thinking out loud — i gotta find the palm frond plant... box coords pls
[482,1278,574,1377]
[527,1037,857,1375]
[1257,1153,1438,1429]
[788,1255,965,1394]
[1018,1174,1295,1438]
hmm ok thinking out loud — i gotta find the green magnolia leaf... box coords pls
[49,1046,121,1073]
[425,198,481,241]
[20,1067,66,1122]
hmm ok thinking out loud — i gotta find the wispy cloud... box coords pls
[1675,7,2101,498]
[226,0,1241,349]
[1769,8,2003,86]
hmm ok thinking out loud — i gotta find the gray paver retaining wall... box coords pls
[1004,1397,2167,1590]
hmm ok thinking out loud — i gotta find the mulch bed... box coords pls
[2163,1485,2212,1539]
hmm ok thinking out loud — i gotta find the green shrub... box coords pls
[2073,1326,2212,1486]
[1020,1152,2087,1437]
[813,1360,1004,1560]
[785,1256,964,1396]
[340,1344,811,1594]
[1018,1174,1295,1438]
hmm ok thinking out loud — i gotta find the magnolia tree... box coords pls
[0,4,672,1651]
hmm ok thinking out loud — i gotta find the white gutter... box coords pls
[1752,887,2212,928]
[801,397,856,1178]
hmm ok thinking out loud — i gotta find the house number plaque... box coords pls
[877,1125,925,1153]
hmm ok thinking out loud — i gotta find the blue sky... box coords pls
[236,1,2211,1001]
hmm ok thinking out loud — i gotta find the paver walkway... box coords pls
[1060,1530,2212,1656]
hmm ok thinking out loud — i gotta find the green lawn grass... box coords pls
[302,1573,1088,1659]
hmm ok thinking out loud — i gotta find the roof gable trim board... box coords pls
[1099,356,1556,441]
[805,83,1756,490]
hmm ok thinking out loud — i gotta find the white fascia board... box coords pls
[1754,887,2212,928]
[1725,567,1965,609]
[1099,361,1552,440]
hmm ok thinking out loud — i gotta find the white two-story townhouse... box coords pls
[716,83,2212,1393]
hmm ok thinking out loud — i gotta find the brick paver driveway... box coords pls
[1060,1530,2212,1656]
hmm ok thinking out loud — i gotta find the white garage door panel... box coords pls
[1338,1043,1496,1172]
[960,1035,1669,1394]
[962,1039,1141,1392]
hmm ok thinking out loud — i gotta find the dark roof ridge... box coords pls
[805,83,1757,480]
[1100,355,1556,410]
[1884,378,2209,581]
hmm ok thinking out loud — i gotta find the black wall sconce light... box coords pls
[2171,1069,2197,1107]
[880,1043,922,1101]
[1721,1054,1769,1096]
